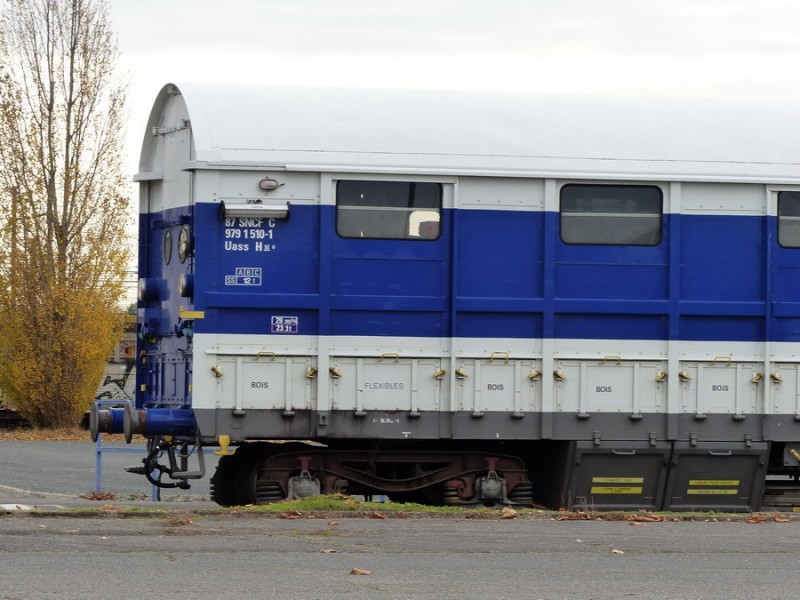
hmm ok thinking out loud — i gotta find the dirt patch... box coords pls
[0,428,92,442]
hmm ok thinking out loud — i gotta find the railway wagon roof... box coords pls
[141,82,800,182]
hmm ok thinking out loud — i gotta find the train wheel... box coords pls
[210,455,238,507]
[209,443,266,507]
[229,443,267,505]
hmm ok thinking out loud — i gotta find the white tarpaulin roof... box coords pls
[142,82,800,182]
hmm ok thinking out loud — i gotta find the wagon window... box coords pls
[560,184,662,246]
[778,191,800,248]
[336,180,442,240]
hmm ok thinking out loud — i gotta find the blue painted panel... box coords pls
[772,272,800,307]
[139,204,800,344]
[216,308,319,336]
[772,317,800,342]
[554,213,668,300]
[330,310,448,337]
[555,314,668,341]
[771,212,800,306]
[555,263,668,300]
[457,312,542,339]
[456,210,544,297]
[194,203,320,297]
[329,205,449,337]
[138,206,194,407]
[680,316,764,342]
[767,215,800,339]
[680,215,764,302]
[331,258,445,297]
[190,203,320,337]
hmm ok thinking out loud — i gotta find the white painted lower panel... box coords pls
[192,334,795,416]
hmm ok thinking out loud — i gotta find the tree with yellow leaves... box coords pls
[0,0,130,428]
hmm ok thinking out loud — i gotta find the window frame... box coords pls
[777,191,800,249]
[559,183,664,246]
[335,179,443,241]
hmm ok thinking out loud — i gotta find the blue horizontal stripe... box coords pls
[455,298,545,312]
[138,204,800,343]
[555,299,669,314]
[679,301,765,316]
[206,292,320,309]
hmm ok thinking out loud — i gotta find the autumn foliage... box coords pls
[0,0,130,427]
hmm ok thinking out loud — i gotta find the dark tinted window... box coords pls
[336,180,441,240]
[560,184,662,245]
[778,191,800,248]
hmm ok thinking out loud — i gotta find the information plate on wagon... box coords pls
[225,267,262,286]
[271,316,299,334]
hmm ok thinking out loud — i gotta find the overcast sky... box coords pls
[108,0,800,169]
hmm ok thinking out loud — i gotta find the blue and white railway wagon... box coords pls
[98,83,800,511]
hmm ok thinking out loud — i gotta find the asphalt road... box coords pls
[3,441,800,599]
[0,438,218,505]
[2,516,800,600]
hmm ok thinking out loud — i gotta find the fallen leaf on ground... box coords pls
[501,507,518,519]
[625,514,663,522]
[321,549,337,554]
[774,516,791,523]
[369,511,387,520]
[327,520,340,526]
[81,492,117,501]
[350,568,371,576]
[611,549,625,555]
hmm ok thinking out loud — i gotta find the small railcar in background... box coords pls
[92,83,800,511]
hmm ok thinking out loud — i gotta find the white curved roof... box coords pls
[141,82,800,182]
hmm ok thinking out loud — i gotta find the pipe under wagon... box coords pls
[92,83,800,511]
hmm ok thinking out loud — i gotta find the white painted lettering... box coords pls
[238,217,264,227]
[224,241,250,251]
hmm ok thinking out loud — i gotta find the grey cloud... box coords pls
[110,0,800,72]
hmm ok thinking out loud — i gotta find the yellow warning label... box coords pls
[590,487,644,495]
[592,477,645,484]
[688,480,740,486]
[179,310,205,320]
[686,489,738,495]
